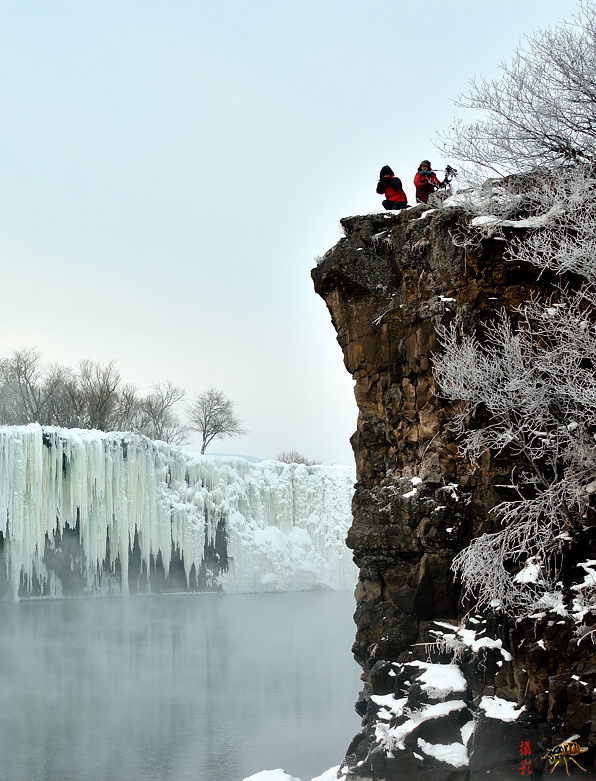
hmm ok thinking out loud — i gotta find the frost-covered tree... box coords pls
[433,2,596,621]
[434,163,596,618]
[438,1,596,178]
[187,388,247,454]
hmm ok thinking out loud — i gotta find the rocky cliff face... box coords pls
[312,205,596,779]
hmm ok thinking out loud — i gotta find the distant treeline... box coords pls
[0,348,189,445]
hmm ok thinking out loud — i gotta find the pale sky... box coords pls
[0,0,579,464]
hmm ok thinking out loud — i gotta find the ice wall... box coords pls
[0,425,356,600]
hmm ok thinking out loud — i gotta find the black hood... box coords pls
[379,165,394,178]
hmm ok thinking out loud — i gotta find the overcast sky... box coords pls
[0,0,579,464]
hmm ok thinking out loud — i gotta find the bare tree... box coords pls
[187,388,247,454]
[438,1,596,179]
[111,382,143,433]
[141,382,189,445]
[0,358,20,425]
[77,359,121,430]
[277,450,321,466]
[6,348,65,424]
[0,349,191,445]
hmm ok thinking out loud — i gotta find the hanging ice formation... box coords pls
[0,425,356,601]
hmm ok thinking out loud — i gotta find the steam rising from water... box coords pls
[0,591,360,781]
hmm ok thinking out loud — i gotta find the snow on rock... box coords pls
[412,208,436,220]
[432,621,512,662]
[469,204,563,229]
[310,767,341,781]
[417,737,469,768]
[514,557,542,583]
[370,694,409,716]
[441,192,476,208]
[573,561,596,591]
[401,488,418,498]
[571,560,596,621]
[479,696,525,722]
[408,661,467,700]
[375,700,467,751]
[243,772,302,781]
[533,590,568,617]
[461,721,475,745]
[0,425,356,600]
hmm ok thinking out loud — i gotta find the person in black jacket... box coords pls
[376,165,409,210]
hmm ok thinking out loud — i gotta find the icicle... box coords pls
[0,425,356,598]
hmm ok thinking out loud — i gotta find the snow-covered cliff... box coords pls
[0,425,356,601]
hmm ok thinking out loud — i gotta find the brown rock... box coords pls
[312,206,596,779]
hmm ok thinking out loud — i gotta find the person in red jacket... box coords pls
[414,160,442,204]
[376,165,409,210]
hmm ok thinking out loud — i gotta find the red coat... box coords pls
[383,179,407,203]
[414,171,441,204]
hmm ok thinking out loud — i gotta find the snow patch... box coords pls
[310,767,341,781]
[408,661,467,699]
[479,696,525,722]
[470,204,564,230]
[461,721,475,745]
[533,590,568,617]
[417,737,468,768]
[370,694,408,717]
[432,621,511,661]
[514,558,542,584]
[571,561,596,621]
[416,209,436,220]
[573,561,596,590]
[402,488,418,498]
[243,772,302,781]
[375,700,467,751]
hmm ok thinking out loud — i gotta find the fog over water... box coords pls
[0,590,360,781]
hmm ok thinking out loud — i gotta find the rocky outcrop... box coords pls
[312,205,596,778]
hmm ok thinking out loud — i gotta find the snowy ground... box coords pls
[243,767,342,781]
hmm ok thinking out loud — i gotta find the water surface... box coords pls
[0,590,360,781]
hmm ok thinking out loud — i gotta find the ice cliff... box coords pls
[0,425,356,601]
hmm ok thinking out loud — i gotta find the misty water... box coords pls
[0,590,360,781]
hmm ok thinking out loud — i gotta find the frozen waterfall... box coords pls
[0,425,356,601]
